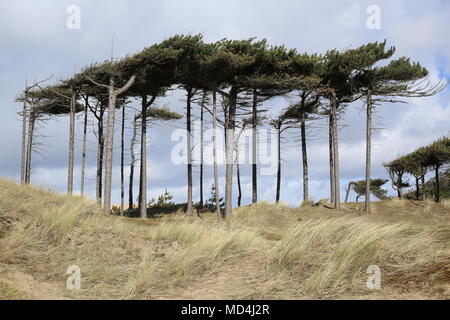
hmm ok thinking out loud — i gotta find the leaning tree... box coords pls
[420,137,450,202]
[123,42,181,218]
[384,157,410,199]
[318,42,400,209]
[355,47,445,212]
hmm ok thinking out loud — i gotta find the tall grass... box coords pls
[267,216,450,297]
[0,179,449,299]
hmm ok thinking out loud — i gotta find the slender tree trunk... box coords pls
[224,87,237,218]
[331,99,340,209]
[199,98,204,208]
[101,75,135,213]
[25,112,35,184]
[139,96,148,219]
[212,92,221,221]
[236,161,242,207]
[186,87,193,216]
[129,115,137,210]
[120,103,125,215]
[20,102,28,185]
[300,115,309,201]
[329,113,334,204]
[96,107,104,205]
[364,94,372,212]
[103,79,117,213]
[421,175,425,200]
[252,89,258,204]
[80,95,88,196]
[236,132,242,207]
[67,89,76,195]
[397,174,403,199]
[276,126,281,203]
[435,166,440,203]
[415,176,420,200]
[345,182,353,203]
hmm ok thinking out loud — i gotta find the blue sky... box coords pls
[0,0,449,206]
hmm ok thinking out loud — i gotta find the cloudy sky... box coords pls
[1,0,449,206]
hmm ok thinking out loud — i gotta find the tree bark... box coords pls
[139,96,148,219]
[435,166,440,203]
[199,98,204,208]
[224,87,237,218]
[212,92,222,221]
[236,132,242,207]
[186,87,193,216]
[300,114,309,201]
[344,182,353,203]
[20,102,28,185]
[364,94,372,212]
[25,111,35,184]
[397,174,403,199]
[415,176,420,200]
[331,99,340,209]
[103,75,135,214]
[276,125,281,203]
[96,105,105,205]
[67,89,76,195]
[120,102,126,216]
[329,113,334,204]
[421,175,425,200]
[103,79,117,213]
[129,115,137,210]
[80,95,88,196]
[236,160,242,207]
[252,89,258,204]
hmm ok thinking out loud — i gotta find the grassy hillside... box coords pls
[0,179,449,299]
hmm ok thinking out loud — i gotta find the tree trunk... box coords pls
[186,87,193,216]
[329,113,334,204]
[129,115,137,210]
[415,176,420,200]
[101,75,135,213]
[20,102,28,185]
[212,92,222,221]
[199,98,204,208]
[25,112,35,184]
[67,89,76,195]
[120,102,125,216]
[236,133,242,207]
[364,95,372,213]
[80,95,88,196]
[252,89,258,204]
[344,182,353,203]
[96,106,105,205]
[421,175,425,200]
[139,96,148,219]
[331,99,340,209]
[300,115,309,201]
[237,161,242,207]
[435,166,440,203]
[103,79,117,213]
[224,87,237,218]
[397,175,403,199]
[276,126,281,203]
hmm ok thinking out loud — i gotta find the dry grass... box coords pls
[0,179,449,300]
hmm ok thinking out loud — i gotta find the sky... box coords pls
[0,0,449,207]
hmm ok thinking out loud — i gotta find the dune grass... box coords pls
[0,179,449,299]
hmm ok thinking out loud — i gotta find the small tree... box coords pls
[206,184,224,210]
[345,179,389,202]
[384,158,410,199]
